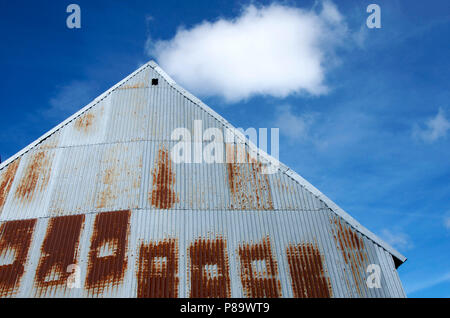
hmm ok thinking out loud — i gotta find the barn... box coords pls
[0,61,406,297]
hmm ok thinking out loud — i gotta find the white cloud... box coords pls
[407,272,450,295]
[413,108,450,143]
[45,81,96,119]
[444,215,450,230]
[380,229,414,251]
[273,105,315,140]
[148,1,347,102]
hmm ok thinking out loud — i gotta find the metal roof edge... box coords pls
[0,62,153,171]
[149,60,407,266]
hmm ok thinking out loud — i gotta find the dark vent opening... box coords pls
[152,78,159,86]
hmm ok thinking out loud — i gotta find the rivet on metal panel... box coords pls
[137,239,179,298]
[14,151,52,202]
[189,237,231,298]
[0,159,21,211]
[331,217,368,297]
[286,243,332,298]
[238,237,282,298]
[149,145,179,209]
[34,215,85,296]
[0,219,37,297]
[85,210,131,295]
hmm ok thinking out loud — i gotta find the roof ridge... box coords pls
[149,61,407,265]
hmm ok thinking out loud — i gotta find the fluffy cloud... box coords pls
[148,1,347,102]
[413,108,450,143]
[380,229,414,251]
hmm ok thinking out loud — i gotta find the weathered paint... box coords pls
[226,149,274,210]
[189,237,231,298]
[150,146,178,209]
[14,151,52,202]
[0,219,36,297]
[238,237,281,298]
[74,112,95,133]
[85,210,130,295]
[0,159,20,212]
[137,239,179,298]
[332,217,368,297]
[34,214,85,296]
[286,243,332,298]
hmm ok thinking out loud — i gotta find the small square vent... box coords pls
[152,78,158,86]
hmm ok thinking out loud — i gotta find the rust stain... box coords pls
[15,151,52,202]
[120,83,145,89]
[0,159,20,211]
[286,243,332,298]
[331,217,368,297]
[149,145,179,209]
[238,237,281,298]
[85,210,131,294]
[189,237,231,298]
[0,219,36,297]
[226,146,273,210]
[35,215,85,295]
[137,239,179,298]
[96,167,119,209]
[74,112,95,133]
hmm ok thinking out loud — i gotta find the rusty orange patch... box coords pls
[189,237,231,298]
[120,83,145,89]
[74,112,95,133]
[0,219,36,297]
[137,239,179,298]
[0,159,20,211]
[149,146,179,209]
[286,243,332,298]
[226,146,273,210]
[34,215,85,295]
[14,151,52,202]
[331,217,368,297]
[238,237,281,298]
[85,210,130,295]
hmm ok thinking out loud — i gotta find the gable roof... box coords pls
[0,60,406,266]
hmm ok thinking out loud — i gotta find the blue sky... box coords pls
[0,0,449,297]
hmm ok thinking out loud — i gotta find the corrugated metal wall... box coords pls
[0,62,406,298]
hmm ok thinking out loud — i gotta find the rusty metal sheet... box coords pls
[0,219,36,297]
[238,237,281,298]
[286,243,332,298]
[0,159,21,216]
[0,61,407,298]
[85,210,131,296]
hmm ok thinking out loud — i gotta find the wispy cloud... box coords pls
[444,214,450,230]
[147,1,348,102]
[273,105,316,141]
[380,229,414,251]
[45,81,96,120]
[407,272,450,295]
[413,107,450,143]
